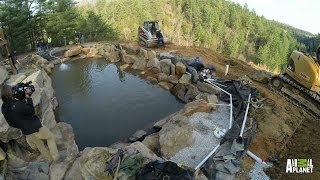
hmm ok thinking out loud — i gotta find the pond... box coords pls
[51,58,184,149]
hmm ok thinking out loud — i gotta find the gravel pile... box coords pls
[170,105,230,168]
[249,162,273,180]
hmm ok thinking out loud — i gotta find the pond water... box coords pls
[51,58,184,149]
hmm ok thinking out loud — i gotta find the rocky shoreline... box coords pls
[0,42,227,179]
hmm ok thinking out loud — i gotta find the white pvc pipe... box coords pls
[208,81,227,88]
[213,104,230,106]
[225,65,229,76]
[195,144,220,170]
[247,150,267,164]
[240,94,251,137]
[194,79,233,170]
[205,79,233,129]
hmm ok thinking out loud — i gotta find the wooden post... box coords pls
[1,30,17,74]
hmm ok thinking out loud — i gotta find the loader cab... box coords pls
[143,21,160,36]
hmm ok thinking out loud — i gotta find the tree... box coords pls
[79,10,119,42]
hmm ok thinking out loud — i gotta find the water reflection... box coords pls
[59,63,69,71]
[115,63,125,82]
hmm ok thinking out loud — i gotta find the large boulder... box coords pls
[146,76,158,84]
[5,140,50,179]
[205,94,219,105]
[147,58,161,73]
[0,99,9,135]
[142,133,160,154]
[178,74,191,84]
[171,84,200,103]
[99,44,117,53]
[123,54,137,64]
[23,70,44,88]
[139,48,148,60]
[119,49,126,62]
[106,51,120,63]
[158,82,174,90]
[197,94,219,110]
[65,142,160,180]
[50,155,77,180]
[121,44,140,55]
[81,47,91,55]
[159,52,174,60]
[63,157,84,180]
[0,148,5,161]
[159,115,194,158]
[64,147,118,180]
[120,64,129,71]
[157,73,168,82]
[5,73,26,86]
[123,142,161,162]
[6,160,50,180]
[0,65,9,85]
[51,123,79,159]
[31,54,49,65]
[249,71,272,84]
[132,58,146,70]
[129,130,147,142]
[168,75,179,85]
[86,48,99,58]
[52,59,61,65]
[196,81,219,94]
[170,64,176,76]
[148,50,157,60]
[181,99,213,117]
[175,62,186,77]
[64,46,82,58]
[160,59,173,76]
[41,105,56,129]
[49,123,80,180]
[43,63,54,75]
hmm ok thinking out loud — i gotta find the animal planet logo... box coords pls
[286,159,313,173]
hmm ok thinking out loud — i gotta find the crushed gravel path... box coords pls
[249,162,273,180]
[170,105,230,168]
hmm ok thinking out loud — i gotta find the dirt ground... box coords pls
[150,44,319,179]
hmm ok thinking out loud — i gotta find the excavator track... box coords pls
[269,74,320,119]
[280,74,320,103]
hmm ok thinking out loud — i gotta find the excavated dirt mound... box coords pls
[266,117,320,179]
[146,43,318,178]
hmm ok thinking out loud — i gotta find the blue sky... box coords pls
[230,0,319,35]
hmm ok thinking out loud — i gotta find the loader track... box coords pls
[269,75,320,119]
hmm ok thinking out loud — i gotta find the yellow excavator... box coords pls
[270,48,320,118]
